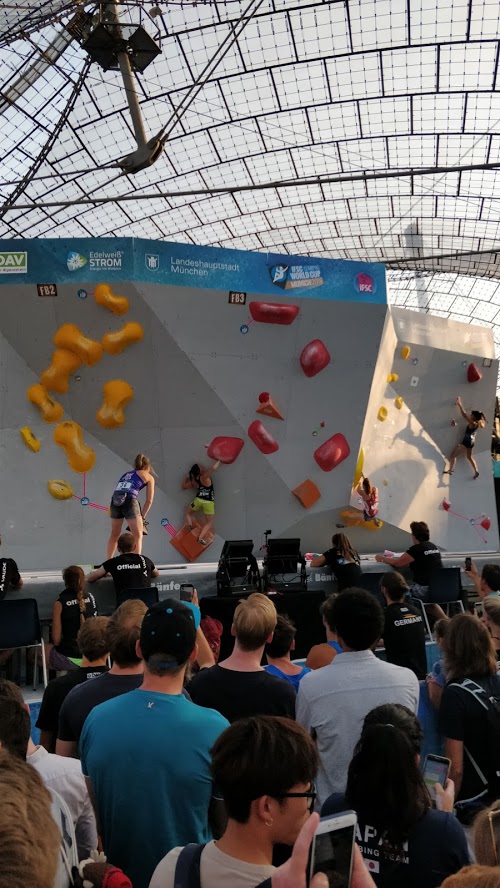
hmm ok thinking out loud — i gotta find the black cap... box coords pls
[140,598,197,667]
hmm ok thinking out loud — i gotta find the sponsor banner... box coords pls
[0,238,386,303]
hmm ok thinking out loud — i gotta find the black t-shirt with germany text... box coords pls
[407,541,442,586]
[383,601,427,679]
[102,553,156,595]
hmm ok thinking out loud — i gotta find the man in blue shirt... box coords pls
[80,598,229,888]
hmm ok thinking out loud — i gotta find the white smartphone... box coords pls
[423,754,450,803]
[309,811,357,888]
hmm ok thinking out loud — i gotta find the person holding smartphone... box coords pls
[322,703,469,887]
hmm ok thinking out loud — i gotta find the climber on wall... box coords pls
[356,475,381,526]
[107,454,156,558]
[181,461,220,546]
[444,397,486,479]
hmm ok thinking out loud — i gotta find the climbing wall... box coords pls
[356,306,499,553]
[0,238,497,570]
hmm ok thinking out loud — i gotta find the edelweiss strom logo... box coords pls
[67,252,87,271]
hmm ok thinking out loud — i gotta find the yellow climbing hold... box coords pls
[378,406,388,422]
[54,324,103,366]
[48,479,74,500]
[395,396,403,410]
[40,349,81,393]
[96,380,134,429]
[20,426,40,452]
[53,421,96,473]
[387,373,399,383]
[353,447,364,489]
[94,283,129,316]
[340,508,384,531]
[27,384,64,423]
[102,322,144,356]
[401,346,411,360]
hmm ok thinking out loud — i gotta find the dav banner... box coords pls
[0,238,386,304]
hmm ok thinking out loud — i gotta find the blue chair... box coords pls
[412,568,465,640]
[0,599,47,689]
[116,586,159,609]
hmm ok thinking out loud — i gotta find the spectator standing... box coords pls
[381,572,427,679]
[439,614,500,824]
[36,617,109,752]
[305,594,342,670]
[426,618,450,709]
[87,531,158,599]
[482,596,500,660]
[47,565,98,672]
[0,747,60,888]
[322,703,469,888]
[0,533,22,599]
[81,599,229,888]
[0,681,97,860]
[189,593,296,722]
[56,599,147,757]
[310,533,362,591]
[150,716,318,888]
[297,588,419,805]
[375,521,442,601]
[466,562,500,603]
[264,616,310,690]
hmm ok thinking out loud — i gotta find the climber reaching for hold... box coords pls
[444,397,486,479]
[182,461,220,546]
[356,475,382,527]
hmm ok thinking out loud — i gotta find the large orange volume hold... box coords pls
[96,380,134,429]
[53,324,103,366]
[40,349,81,393]
[94,283,129,316]
[102,322,144,355]
[27,384,64,423]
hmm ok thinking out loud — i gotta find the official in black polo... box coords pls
[381,571,427,680]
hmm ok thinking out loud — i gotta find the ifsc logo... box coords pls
[0,251,28,274]
[269,263,323,290]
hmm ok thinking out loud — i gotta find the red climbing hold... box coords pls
[443,499,451,511]
[300,339,331,378]
[467,363,482,383]
[248,420,279,454]
[249,302,299,325]
[481,516,491,531]
[314,433,350,472]
[258,392,270,403]
[207,436,244,464]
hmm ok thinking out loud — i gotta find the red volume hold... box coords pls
[467,362,482,383]
[248,420,279,454]
[300,339,331,378]
[314,433,350,472]
[249,302,299,325]
[207,436,244,464]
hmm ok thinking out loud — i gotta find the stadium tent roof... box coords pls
[0,0,499,387]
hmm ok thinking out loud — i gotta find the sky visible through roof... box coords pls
[0,0,499,389]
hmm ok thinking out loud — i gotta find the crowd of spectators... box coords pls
[2,527,500,888]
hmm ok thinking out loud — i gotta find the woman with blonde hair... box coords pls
[441,866,500,888]
[483,595,500,661]
[47,565,97,671]
[473,799,500,866]
[107,453,155,557]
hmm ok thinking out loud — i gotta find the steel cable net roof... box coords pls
[1,0,500,381]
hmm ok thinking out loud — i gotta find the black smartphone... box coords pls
[180,583,194,602]
[309,811,357,887]
[423,754,450,803]
[465,557,472,571]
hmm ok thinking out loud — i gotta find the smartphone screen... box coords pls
[310,822,356,888]
[465,557,472,571]
[180,584,194,602]
[423,755,450,802]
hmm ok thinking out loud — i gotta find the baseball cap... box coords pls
[140,598,197,666]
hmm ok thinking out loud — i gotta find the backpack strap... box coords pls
[174,844,206,888]
[448,679,490,786]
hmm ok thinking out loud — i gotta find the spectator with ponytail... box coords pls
[322,703,469,887]
[47,565,97,672]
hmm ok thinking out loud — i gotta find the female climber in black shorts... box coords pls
[107,454,155,558]
[444,397,486,479]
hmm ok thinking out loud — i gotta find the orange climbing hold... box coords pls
[27,384,64,423]
[53,421,96,473]
[170,524,214,562]
[340,508,383,531]
[401,346,411,360]
[292,480,321,509]
[256,392,284,421]
[40,349,81,393]
[102,322,144,355]
[387,373,399,383]
[395,396,403,410]
[94,283,129,316]
[96,380,134,429]
[54,324,103,366]
[378,406,388,422]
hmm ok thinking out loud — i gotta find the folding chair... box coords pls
[413,568,465,640]
[0,598,47,689]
